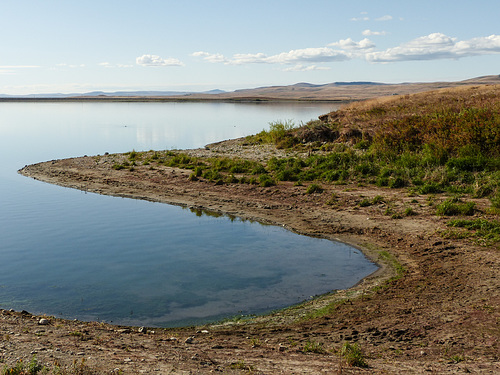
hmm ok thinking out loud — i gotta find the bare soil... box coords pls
[10,139,500,374]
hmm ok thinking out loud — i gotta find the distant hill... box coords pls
[0,89,226,99]
[194,75,500,101]
[1,75,499,102]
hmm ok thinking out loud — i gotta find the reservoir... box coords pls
[0,101,377,327]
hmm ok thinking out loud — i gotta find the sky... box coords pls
[1,0,500,95]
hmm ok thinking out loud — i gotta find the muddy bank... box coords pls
[10,141,500,373]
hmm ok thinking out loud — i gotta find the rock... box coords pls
[118,328,131,334]
[185,336,195,344]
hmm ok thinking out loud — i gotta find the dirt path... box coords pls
[10,141,500,374]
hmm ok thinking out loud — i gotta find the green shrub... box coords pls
[436,198,475,216]
[258,174,275,187]
[359,198,372,207]
[340,342,368,367]
[418,182,442,194]
[389,176,406,188]
[302,340,325,354]
[447,218,500,246]
[306,183,323,194]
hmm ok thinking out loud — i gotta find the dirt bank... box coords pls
[10,139,500,374]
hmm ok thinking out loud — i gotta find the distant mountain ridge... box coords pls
[1,75,499,101]
[0,89,226,98]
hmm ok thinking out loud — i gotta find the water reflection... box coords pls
[0,101,377,327]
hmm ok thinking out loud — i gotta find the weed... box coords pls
[326,192,339,206]
[449,354,466,363]
[359,198,372,207]
[447,218,500,246]
[302,340,325,354]
[306,183,323,194]
[436,198,475,216]
[249,338,261,348]
[258,174,275,187]
[403,206,416,216]
[2,356,46,375]
[339,342,368,367]
[230,360,254,371]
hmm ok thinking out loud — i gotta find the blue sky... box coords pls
[1,0,499,94]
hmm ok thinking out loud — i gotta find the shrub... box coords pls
[418,182,442,194]
[258,174,275,187]
[340,342,368,367]
[436,198,475,216]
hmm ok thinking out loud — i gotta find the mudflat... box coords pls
[11,137,499,374]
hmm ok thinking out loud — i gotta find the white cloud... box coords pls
[266,47,350,64]
[191,33,500,70]
[375,15,393,21]
[56,63,85,68]
[283,64,331,72]
[0,65,39,68]
[229,52,269,64]
[329,38,375,50]
[192,46,351,67]
[350,16,370,21]
[362,29,388,36]
[366,33,500,62]
[99,62,133,68]
[136,54,184,67]
[192,51,227,63]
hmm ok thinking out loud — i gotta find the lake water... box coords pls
[0,101,377,327]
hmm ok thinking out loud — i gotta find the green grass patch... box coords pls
[339,342,368,368]
[302,340,325,354]
[436,197,475,216]
[446,218,500,246]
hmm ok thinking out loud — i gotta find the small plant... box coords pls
[2,356,46,375]
[249,338,261,348]
[258,174,275,187]
[306,183,323,194]
[449,353,466,363]
[302,340,325,354]
[436,198,475,216]
[326,192,339,206]
[112,163,126,170]
[339,342,368,367]
[359,198,372,207]
[447,218,500,246]
[403,206,416,216]
[230,360,254,371]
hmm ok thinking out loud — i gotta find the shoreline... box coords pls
[10,141,500,373]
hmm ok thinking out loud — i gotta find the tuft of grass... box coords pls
[339,342,368,368]
[230,360,254,371]
[446,218,500,246]
[306,183,323,194]
[436,197,475,216]
[258,174,275,187]
[2,356,46,375]
[302,340,325,354]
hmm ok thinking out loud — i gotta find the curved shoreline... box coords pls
[12,143,500,373]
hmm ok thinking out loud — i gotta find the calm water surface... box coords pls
[0,102,377,327]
